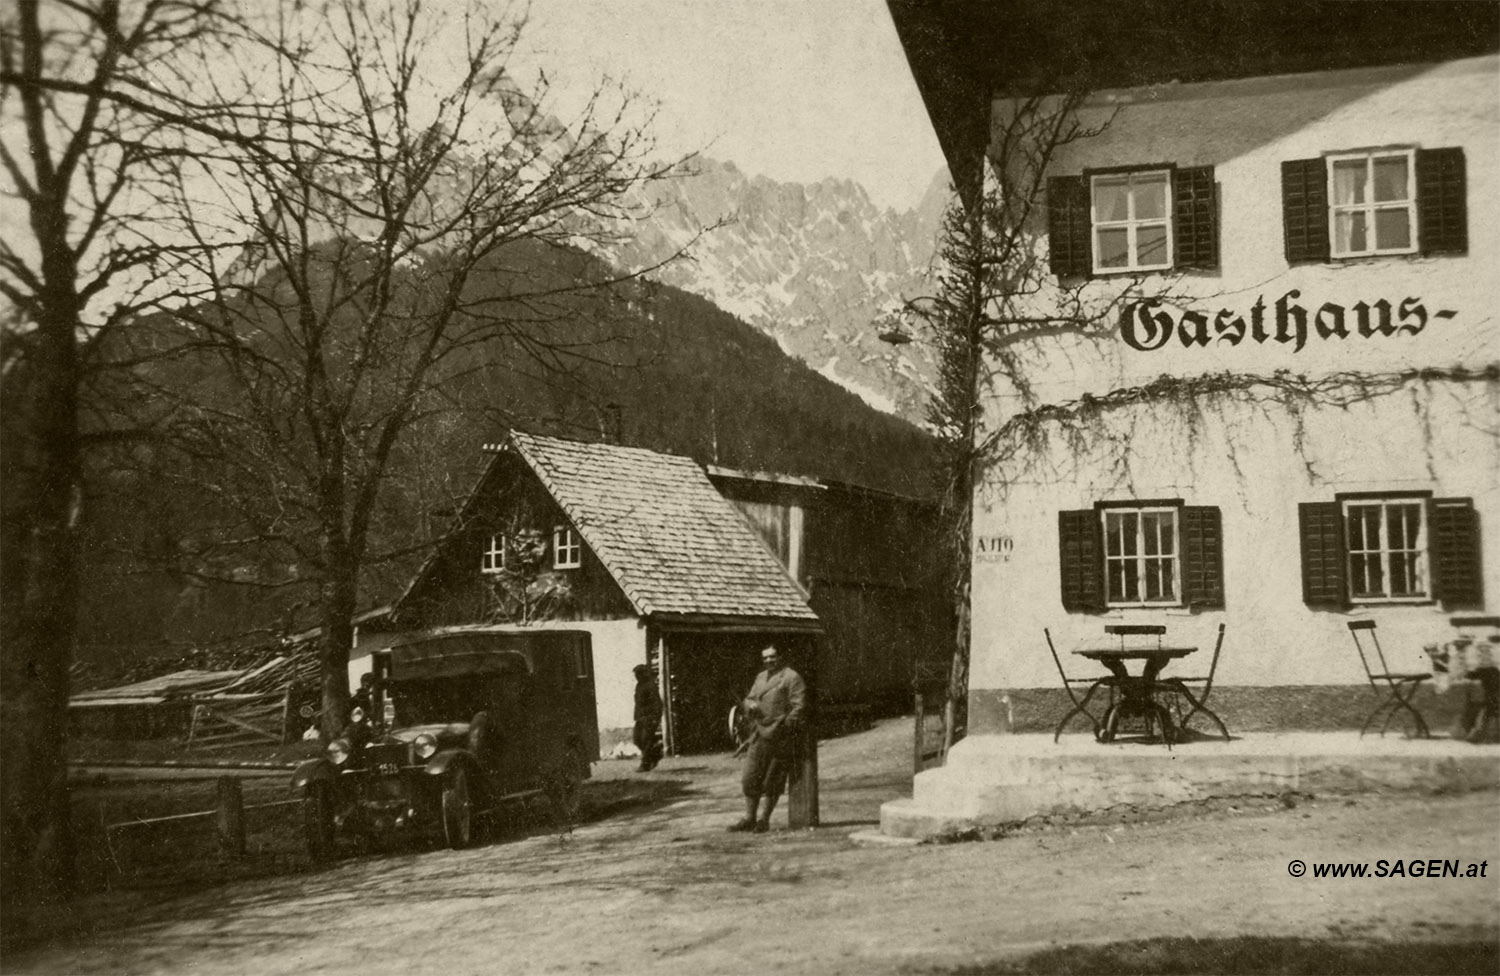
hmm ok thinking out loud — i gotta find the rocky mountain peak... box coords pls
[598,158,952,422]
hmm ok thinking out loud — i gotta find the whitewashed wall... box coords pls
[973,57,1499,697]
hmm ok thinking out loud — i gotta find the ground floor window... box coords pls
[1299,494,1480,608]
[1101,507,1179,606]
[1059,501,1223,613]
[1343,498,1426,601]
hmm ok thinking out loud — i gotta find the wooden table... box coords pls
[1073,646,1196,744]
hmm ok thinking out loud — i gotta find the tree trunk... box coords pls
[1,301,82,922]
[317,540,358,740]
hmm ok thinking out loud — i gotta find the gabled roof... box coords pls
[507,433,818,624]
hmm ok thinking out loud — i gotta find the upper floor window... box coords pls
[1299,494,1481,609]
[1048,165,1217,279]
[1283,147,1467,264]
[1327,150,1416,258]
[481,534,505,574]
[553,526,581,569]
[1091,171,1172,273]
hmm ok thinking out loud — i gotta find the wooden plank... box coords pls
[787,730,818,829]
[913,690,925,775]
[194,738,272,752]
[220,656,287,692]
[216,778,246,856]
[197,707,282,741]
[108,808,217,830]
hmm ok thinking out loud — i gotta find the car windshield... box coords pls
[388,672,528,726]
[389,677,490,726]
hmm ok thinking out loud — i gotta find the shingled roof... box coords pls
[508,432,818,624]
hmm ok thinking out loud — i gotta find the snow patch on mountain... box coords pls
[596,157,951,423]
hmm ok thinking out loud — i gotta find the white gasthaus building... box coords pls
[884,2,1498,830]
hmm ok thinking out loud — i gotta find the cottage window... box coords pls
[553,526,581,569]
[1047,165,1218,278]
[1327,150,1417,257]
[1058,502,1224,613]
[1299,494,1480,608]
[1283,147,1467,263]
[481,534,505,574]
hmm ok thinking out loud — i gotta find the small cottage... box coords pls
[368,432,822,753]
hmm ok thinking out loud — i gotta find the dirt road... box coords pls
[7,720,1498,975]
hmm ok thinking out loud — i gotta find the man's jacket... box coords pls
[744,667,807,744]
[634,680,663,724]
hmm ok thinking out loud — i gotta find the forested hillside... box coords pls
[64,241,938,677]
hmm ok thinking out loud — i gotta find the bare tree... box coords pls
[0,0,290,914]
[145,0,683,738]
[888,92,1172,754]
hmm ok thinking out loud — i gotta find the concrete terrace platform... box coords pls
[880,731,1500,839]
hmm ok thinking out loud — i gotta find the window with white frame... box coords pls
[1327,149,1417,258]
[1091,170,1172,273]
[1101,506,1179,606]
[1343,497,1426,601]
[553,526,581,569]
[481,534,505,574]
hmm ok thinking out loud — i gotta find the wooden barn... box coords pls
[706,466,951,718]
[362,432,951,754]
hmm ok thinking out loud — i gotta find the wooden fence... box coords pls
[81,767,298,860]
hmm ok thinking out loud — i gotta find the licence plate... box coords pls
[377,763,401,776]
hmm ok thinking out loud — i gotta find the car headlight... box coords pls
[327,738,351,766]
[413,733,437,760]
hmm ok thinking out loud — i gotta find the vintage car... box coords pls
[291,629,598,856]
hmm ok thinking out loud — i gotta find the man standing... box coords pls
[730,645,807,833]
[632,664,663,772]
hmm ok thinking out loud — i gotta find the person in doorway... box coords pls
[632,664,664,772]
[349,673,375,720]
[730,645,807,833]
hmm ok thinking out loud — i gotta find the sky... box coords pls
[517,0,948,211]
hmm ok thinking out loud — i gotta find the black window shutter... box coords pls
[1180,506,1225,608]
[1416,147,1467,256]
[1058,509,1104,613]
[1282,158,1330,264]
[1431,497,1482,606]
[1172,166,1218,270]
[1047,176,1092,278]
[1298,502,1347,608]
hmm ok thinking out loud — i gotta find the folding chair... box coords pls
[1346,620,1431,738]
[1161,623,1230,741]
[1045,629,1113,742]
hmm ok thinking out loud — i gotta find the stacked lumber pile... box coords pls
[185,652,323,750]
[71,643,323,747]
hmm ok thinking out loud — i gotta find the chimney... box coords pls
[603,403,623,445]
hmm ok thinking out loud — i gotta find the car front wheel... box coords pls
[303,782,336,860]
[442,766,475,849]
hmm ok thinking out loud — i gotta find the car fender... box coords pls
[423,749,474,779]
[291,758,339,791]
